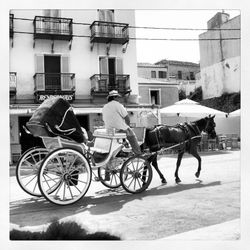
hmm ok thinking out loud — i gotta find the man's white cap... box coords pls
[107,90,121,99]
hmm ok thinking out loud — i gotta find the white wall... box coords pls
[197,56,240,98]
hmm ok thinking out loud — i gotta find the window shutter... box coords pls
[106,10,114,22]
[98,10,105,21]
[61,55,70,90]
[98,10,106,35]
[35,55,45,90]
[116,58,123,75]
[99,57,108,74]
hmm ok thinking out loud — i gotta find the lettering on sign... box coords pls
[38,94,74,102]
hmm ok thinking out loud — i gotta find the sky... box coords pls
[135,9,240,64]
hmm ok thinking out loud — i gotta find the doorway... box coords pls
[108,58,116,90]
[44,55,61,91]
[19,116,43,153]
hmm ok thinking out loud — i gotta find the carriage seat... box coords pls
[93,128,127,139]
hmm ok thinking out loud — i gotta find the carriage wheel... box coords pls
[97,157,125,189]
[120,155,153,194]
[16,147,49,197]
[38,148,92,206]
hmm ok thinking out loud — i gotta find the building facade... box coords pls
[9,9,150,162]
[137,63,168,81]
[197,12,240,98]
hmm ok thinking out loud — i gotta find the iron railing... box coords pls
[90,21,129,44]
[33,16,73,40]
[90,74,130,95]
[10,14,14,38]
[33,73,75,91]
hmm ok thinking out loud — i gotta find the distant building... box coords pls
[137,63,168,81]
[137,60,199,101]
[138,77,179,107]
[155,59,200,81]
[197,12,240,98]
[137,63,179,108]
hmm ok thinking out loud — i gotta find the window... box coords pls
[150,90,160,105]
[177,71,182,80]
[151,71,156,78]
[99,57,123,90]
[98,9,114,22]
[158,71,167,78]
[98,10,115,35]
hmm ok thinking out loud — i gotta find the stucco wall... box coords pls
[139,85,179,108]
[137,66,168,80]
[197,56,240,98]
[198,15,240,98]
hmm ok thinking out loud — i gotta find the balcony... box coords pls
[10,72,17,96]
[10,14,14,38]
[90,21,129,45]
[33,73,75,102]
[33,16,73,41]
[90,74,130,96]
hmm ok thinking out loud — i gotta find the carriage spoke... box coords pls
[23,174,37,187]
[42,172,60,191]
[70,177,87,185]
[20,171,37,179]
[136,177,142,189]
[127,176,136,189]
[67,180,82,194]
[67,182,74,199]
[63,181,66,201]
[32,181,39,193]
[54,180,63,197]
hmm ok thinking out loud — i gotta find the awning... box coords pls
[9,108,33,115]
[9,105,155,115]
[73,107,102,114]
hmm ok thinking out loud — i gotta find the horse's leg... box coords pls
[190,147,202,178]
[148,153,167,184]
[175,150,184,184]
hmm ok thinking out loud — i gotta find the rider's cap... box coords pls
[107,90,121,99]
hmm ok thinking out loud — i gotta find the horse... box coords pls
[141,116,217,184]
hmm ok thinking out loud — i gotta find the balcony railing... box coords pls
[10,72,17,94]
[10,14,14,38]
[33,73,75,92]
[90,74,130,95]
[90,21,129,44]
[33,16,73,41]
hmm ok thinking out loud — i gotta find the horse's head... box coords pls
[203,115,217,139]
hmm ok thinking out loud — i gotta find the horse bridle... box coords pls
[204,118,215,134]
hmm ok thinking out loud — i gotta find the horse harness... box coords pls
[149,122,201,152]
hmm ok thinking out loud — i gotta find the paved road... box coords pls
[10,150,240,240]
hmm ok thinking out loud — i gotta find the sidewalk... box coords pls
[160,219,240,240]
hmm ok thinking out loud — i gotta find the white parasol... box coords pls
[228,109,240,117]
[160,98,227,118]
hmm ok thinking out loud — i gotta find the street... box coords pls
[10,150,240,240]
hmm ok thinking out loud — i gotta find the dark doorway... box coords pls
[44,55,61,91]
[108,58,116,90]
[76,115,93,140]
[19,116,44,153]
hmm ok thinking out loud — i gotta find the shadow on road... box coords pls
[10,181,221,227]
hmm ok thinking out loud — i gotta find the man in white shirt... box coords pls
[102,90,141,155]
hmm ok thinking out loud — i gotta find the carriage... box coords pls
[16,97,153,206]
[16,97,217,206]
